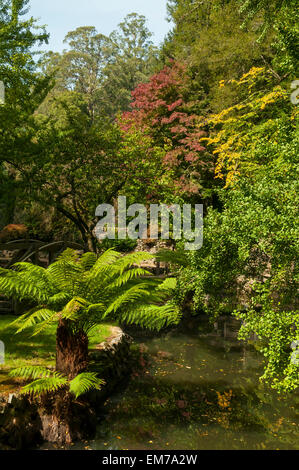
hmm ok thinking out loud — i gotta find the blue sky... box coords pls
[27,0,172,52]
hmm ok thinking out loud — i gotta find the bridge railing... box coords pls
[0,239,86,268]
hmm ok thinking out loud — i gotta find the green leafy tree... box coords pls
[175,69,299,392]
[0,0,50,226]
[22,89,170,249]
[239,0,299,74]
[26,95,125,250]
[0,248,179,396]
[23,15,161,244]
[100,13,159,117]
[40,14,158,122]
[164,0,274,111]
[48,26,108,121]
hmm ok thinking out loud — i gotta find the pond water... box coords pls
[72,317,298,450]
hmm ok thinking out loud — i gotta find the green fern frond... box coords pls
[104,283,151,316]
[47,259,83,292]
[31,312,60,336]
[119,302,181,331]
[79,252,97,270]
[61,297,89,320]
[156,277,177,294]
[13,262,48,279]
[157,277,177,292]
[9,366,67,396]
[0,272,49,303]
[12,263,51,292]
[8,307,42,329]
[9,366,53,380]
[69,372,105,399]
[86,303,106,315]
[107,267,152,289]
[6,248,181,339]
[91,249,122,273]
[113,252,155,274]
[16,309,57,334]
[47,291,71,309]
[55,248,81,263]
[20,374,68,396]
[9,367,104,399]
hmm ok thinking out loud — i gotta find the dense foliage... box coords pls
[0,0,50,227]
[0,0,298,393]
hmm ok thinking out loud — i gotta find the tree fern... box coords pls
[1,248,181,398]
[0,248,180,334]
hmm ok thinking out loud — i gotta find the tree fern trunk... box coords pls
[55,319,89,379]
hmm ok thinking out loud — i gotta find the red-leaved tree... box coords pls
[119,61,214,197]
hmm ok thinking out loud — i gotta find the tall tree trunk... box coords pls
[87,232,97,252]
[55,319,89,379]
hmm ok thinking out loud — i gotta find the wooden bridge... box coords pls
[0,239,86,314]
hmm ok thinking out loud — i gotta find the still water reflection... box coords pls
[75,317,299,450]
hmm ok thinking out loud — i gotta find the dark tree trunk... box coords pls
[55,319,89,379]
[87,232,97,253]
